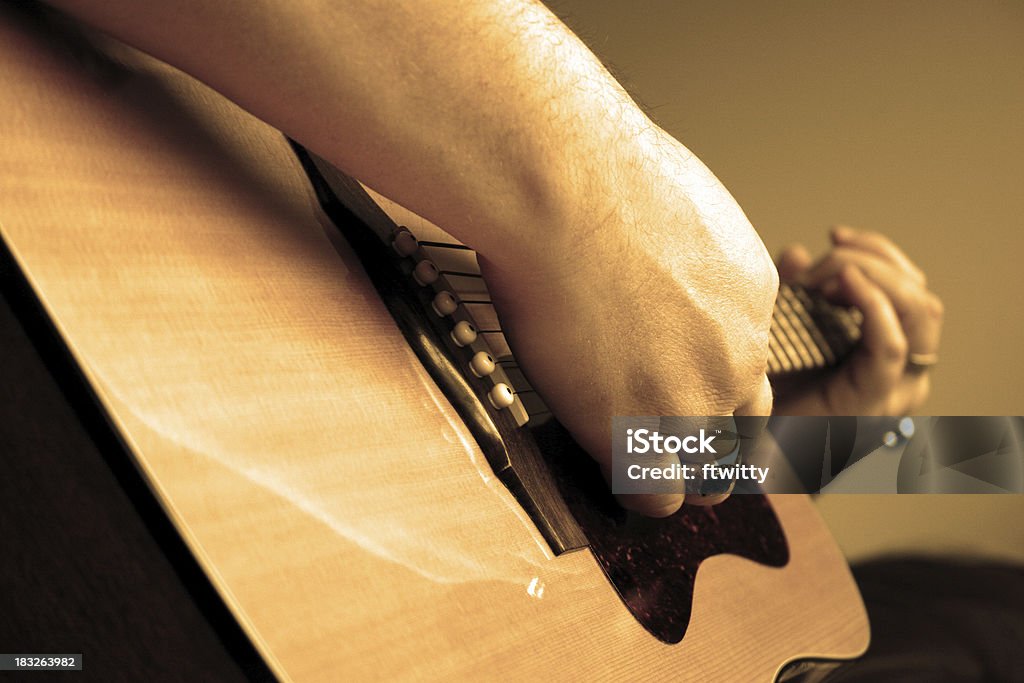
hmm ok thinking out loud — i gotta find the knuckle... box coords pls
[748,240,779,297]
[821,251,841,271]
[895,280,916,306]
[871,231,899,253]
[763,246,780,283]
[780,243,804,261]
[723,340,771,403]
[883,334,908,363]
[924,292,944,321]
[766,260,780,296]
[744,247,779,320]
[861,229,886,246]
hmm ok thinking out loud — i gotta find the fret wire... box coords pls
[771,308,804,371]
[796,319,827,369]
[770,305,798,370]
[802,301,840,364]
[766,315,783,371]
[769,325,794,373]
[777,324,806,371]
[775,302,814,370]
[768,324,785,370]
[778,292,825,369]
[792,300,833,366]
[789,284,847,366]
[790,287,837,366]
[766,340,782,376]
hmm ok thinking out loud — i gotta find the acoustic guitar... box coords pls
[0,6,868,681]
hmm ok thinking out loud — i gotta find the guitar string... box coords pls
[439,270,483,278]
[419,240,472,250]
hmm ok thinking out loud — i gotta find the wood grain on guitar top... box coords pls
[0,7,868,681]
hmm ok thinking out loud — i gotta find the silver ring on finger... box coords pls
[906,351,939,374]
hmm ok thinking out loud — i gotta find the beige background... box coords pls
[551,0,1024,562]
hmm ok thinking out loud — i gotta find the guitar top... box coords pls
[0,6,868,682]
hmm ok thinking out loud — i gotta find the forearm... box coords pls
[45,0,666,267]
[41,0,780,516]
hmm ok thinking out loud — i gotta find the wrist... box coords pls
[488,125,691,277]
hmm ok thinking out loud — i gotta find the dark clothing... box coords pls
[826,559,1024,682]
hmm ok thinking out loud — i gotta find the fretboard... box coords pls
[769,283,862,377]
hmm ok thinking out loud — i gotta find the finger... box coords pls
[736,373,774,417]
[617,493,684,518]
[881,372,931,417]
[831,226,926,285]
[777,244,813,282]
[803,249,943,355]
[683,377,772,507]
[802,247,882,288]
[603,453,685,518]
[903,373,931,414]
[827,265,908,412]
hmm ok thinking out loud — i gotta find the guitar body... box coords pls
[0,7,867,681]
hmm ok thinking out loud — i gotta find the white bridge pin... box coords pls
[432,291,458,317]
[488,383,515,409]
[412,260,439,286]
[451,320,478,347]
[391,228,418,257]
[469,351,496,377]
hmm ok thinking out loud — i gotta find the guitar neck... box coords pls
[769,282,862,378]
